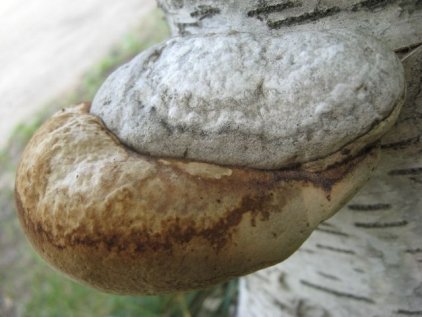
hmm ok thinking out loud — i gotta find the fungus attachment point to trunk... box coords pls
[15,30,405,294]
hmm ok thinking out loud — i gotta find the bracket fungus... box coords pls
[15,30,405,294]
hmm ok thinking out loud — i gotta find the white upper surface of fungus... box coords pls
[91,30,404,169]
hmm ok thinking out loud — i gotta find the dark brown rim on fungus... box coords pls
[15,103,381,294]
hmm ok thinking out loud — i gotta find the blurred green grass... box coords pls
[0,9,237,317]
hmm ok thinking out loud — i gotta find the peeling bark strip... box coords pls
[354,220,408,228]
[300,280,375,303]
[388,167,422,176]
[316,244,356,255]
[268,7,341,28]
[347,203,392,211]
[247,2,299,17]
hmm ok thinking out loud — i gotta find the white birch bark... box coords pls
[154,1,422,315]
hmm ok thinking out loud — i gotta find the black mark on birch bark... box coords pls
[260,0,404,31]
[348,203,392,211]
[247,1,299,18]
[315,227,350,237]
[316,244,356,255]
[267,7,341,29]
[318,271,341,281]
[278,272,289,290]
[190,6,221,20]
[354,220,408,228]
[300,280,375,304]
[351,0,399,11]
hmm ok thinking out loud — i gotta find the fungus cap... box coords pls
[91,30,405,169]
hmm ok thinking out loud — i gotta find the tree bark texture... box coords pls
[155,1,422,316]
[157,0,422,50]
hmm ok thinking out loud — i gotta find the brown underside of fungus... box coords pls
[15,29,405,294]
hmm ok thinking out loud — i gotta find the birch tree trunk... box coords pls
[156,1,422,315]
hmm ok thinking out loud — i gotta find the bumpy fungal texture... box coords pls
[91,30,405,169]
[15,104,379,294]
